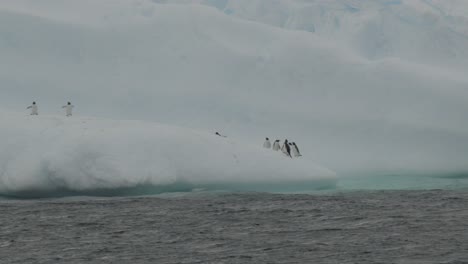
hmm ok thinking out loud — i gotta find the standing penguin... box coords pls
[263,137,271,149]
[292,142,302,157]
[289,143,295,157]
[281,139,292,158]
[62,102,74,116]
[27,101,38,115]
[272,140,281,151]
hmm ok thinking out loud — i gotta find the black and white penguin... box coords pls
[62,101,74,116]
[27,101,38,115]
[289,143,295,158]
[263,137,271,149]
[281,139,292,158]
[272,140,281,151]
[215,132,227,138]
[292,142,302,157]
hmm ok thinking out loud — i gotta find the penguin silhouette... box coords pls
[263,137,271,149]
[62,102,74,116]
[215,132,227,138]
[272,140,281,151]
[292,142,302,157]
[289,142,295,158]
[27,101,38,115]
[281,139,292,158]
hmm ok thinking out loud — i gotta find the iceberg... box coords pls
[1,0,468,175]
[0,111,335,198]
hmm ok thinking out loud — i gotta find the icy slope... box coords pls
[1,1,468,173]
[0,112,335,197]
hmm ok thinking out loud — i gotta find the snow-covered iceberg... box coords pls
[0,112,335,198]
[1,0,468,174]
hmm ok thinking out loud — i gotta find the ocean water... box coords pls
[1,175,468,263]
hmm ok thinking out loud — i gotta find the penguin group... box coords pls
[264,137,302,158]
[26,102,300,159]
[26,101,75,116]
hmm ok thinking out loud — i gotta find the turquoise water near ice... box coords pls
[336,172,468,191]
[2,172,468,199]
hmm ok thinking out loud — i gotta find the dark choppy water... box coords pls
[1,190,468,263]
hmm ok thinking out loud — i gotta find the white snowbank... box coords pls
[0,112,335,197]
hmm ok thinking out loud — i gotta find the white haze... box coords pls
[1,0,468,174]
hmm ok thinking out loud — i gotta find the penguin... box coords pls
[292,142,302,157]
[281,139,292,158]
[62,102,74,116]
[27,101,38,115]
[272,140,281,151]
[263,137,271,149]
[215,132,227,138]
[289,142,295,157]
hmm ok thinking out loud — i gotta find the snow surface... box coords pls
[1,0,468,175]
[0,111,335,197]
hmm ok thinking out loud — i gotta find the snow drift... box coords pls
[0,112,335,198]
